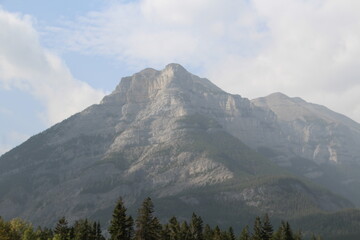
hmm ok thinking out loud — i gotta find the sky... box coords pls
[1,0,360,155]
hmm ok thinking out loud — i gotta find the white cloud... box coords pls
[220,0,360,120]
[51,0,360,122]
[0,8,105,125]
[51,0,265,69]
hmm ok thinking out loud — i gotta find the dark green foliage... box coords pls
[293,209,360,239]
[92,222,97,240]
[95,222,106,240]
[273,221,294,240]
[239,225,251,240]
[168,217,181,240]
[53,217,104,240]
[73,219,92,240]
[262,214,273,240]
[68,227,75,240]
[180,221,190,240]
[126,216,135,240]
[189,213,203,240]
[212,226,222,240]
[293,231,302,240]
[0,217,55,240]
[203,224,214,240]
[54,217,70,240]
[108,197,133,240]
[0,216,16,240]
[35,226,54,240]
[135,197,162,240]
[252,216,262,240]
[227,227,236,240]
[0,199,311,240]
[161,224,171,240]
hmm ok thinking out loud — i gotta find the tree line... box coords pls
[0,197,322,240]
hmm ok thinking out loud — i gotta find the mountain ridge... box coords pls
[1,64,360,238]
[253,92,360,130]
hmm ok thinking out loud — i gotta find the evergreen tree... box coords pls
[9,218,33,240]
[91,222,97,240]
[203,224,213,240]
[53,234,62,240]
[239,225,250,240]
[283,222,293,240]
[180,221,190,240]
[252,216,262,240]
[73,219,92,240]
[68,227,75,240]
[54,217,69,240]
[221,230,230,240]
[0,198,320,240]
[276,221,293,240]
[262,214,273,240]
[152,217,163,239]
[272,229,281,240]
[227,227,236,240]
[135,197,161,240]
[168,217,181,240]
[95,221,105,240]
[189,213,203,240]
[109,197,133,240]
[213,226,222,240]
[0,217,19,240]
[0,217,12,240]
[22,227,36,240]
[293,230,302,240]
[126,216,135,240]
[161,224,171,240]
[35,226,54,240]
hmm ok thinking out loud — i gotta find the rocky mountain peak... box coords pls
[253,92,360,128]
[252,91,360,166]
[266,92,291,99]
[101,64,222,105]
[1,63,360,230]
[254,92,302,105]
[164,62,188,73]
[252,92,311,121]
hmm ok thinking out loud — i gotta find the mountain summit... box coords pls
[0,64,359,234]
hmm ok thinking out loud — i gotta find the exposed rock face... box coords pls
[251,93,360,206]
[0,64,358,227]
[252,92,360,165]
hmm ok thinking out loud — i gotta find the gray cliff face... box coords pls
[101,64,282,156]
[252,92,360,206]
[252,92,360,165]
[0,64,357,227]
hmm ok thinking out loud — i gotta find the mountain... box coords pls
[252,93,360,206]
[0,64,359,237]
[252,92,360,165]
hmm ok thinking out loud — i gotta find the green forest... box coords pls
[0,197,321,240]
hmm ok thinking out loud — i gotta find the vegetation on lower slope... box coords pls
[0,197,310,240]
[0,114,357,239]
[293,209,360,240]
[69,114,355,231]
